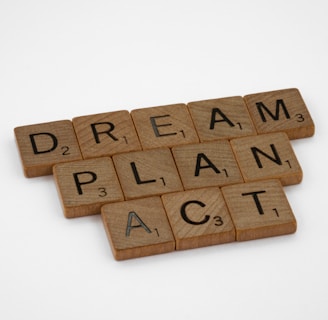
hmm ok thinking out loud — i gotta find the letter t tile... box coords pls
[221,179,297,241]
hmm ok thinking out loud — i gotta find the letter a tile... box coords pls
[14,120,83,177]
[171,140,243,190]
[222,179,297,241]
[162,187,235,250]
[101,197,175,260]
[53,157,124,218]
[244,88,315,139]
[188,96,256,142]
[230,132,302,186]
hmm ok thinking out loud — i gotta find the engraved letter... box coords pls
[256,99,291,122]
[29,132,58,154]
[130,162,156,184]
[210,108,235,129]
[180,200,210,225]
[241,190,266,215]
[195,153,221,176]
[90,122,118,143]
[150,115,177,137]
[251,144,282,168]
[73,171,97,195]
[126,211,152,236]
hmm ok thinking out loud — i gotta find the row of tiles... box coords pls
[101,180,296,260]
[14,88,314,178]
[53,132,302,218]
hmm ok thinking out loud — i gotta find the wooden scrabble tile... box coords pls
[171,140,243,190]
[221,179,297,241]
[72,110,141,159]
[131,103,199,149]
[188,96,257,142]
[161,187,235,250]
[230,132,302,186]
[244,88,315,139]
[113,148,183,200]
[14,120,83,177]
[53,157,124,218]
[101,196,175,260]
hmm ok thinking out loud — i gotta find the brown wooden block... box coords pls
[131,103,199,149]
[221,179,297,241]
[161,187,235,250]
[53,157,124,218]
[113,148,183,200]
[188,96,257,142]
[101,196,175,260]
[171,140,243,190]
[230,132,302,186]
[14,120,83,177]
[244,88,315,139]
[72,110,141,159]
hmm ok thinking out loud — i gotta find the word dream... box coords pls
[14,88,315,260]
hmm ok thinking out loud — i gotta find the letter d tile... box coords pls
[14,120,82,177]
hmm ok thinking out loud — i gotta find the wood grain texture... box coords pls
[161,187,235,250]
[53,157,124,218]
[188,96,257,142]
[222,179,297,241]
[113,148,183,200]
[171,140,243,190]
[244,88,315,139]
[14,120,82,177]
[101,197,175,260]
[72,110,141,159]
[14,88,316,260]
[230,132,302,186]
[131,103,199,149]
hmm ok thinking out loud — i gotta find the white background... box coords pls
[1,1,327,319]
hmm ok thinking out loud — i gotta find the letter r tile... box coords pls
[221,179,297,241]
[14,120,83,177]
[131,103,199,149]
[161,187,235,250]
[53,157,124,218]
[72,110,141,159]
[101,197,175,260]
[244,88,315,139]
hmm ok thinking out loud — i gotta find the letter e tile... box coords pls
[53,157,124,218]
[101,197,175,260]
[131,104,199,149]
[162,187,235,250]
[221,179,297,241]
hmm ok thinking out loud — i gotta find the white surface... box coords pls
[1,1,328,319]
